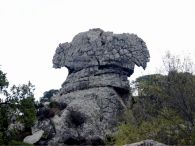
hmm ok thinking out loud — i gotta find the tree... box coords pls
[8,82,37,129]
[165,71,195,125]
[162,52,195,125]
[40,89,59,102]
[133,52,195,124]
[20,96,36,129]
[131,74,167,122]
[0,69,10,144]
[0,69,9,92]
[0,79,37,144]
[0,103,10,144]
[162,51,194,74]
[116,52,195,145]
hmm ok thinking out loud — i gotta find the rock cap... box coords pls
[53,28,150,76]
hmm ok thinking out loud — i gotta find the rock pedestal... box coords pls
[49,28,150,145]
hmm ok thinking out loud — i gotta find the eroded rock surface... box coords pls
[48,28,149,145]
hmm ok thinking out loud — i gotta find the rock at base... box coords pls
[124,140,166,146]
[49,87,127,145]
[23,130,44,144]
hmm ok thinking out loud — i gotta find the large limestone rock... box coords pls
[48,28,150,145]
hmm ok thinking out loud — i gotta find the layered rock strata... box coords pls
[49,28,150,145]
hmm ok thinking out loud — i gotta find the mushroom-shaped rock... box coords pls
[53,28,149,75]
[49,29,150,145]
[53,28,150,94]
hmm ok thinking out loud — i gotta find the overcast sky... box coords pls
[0,0,195,100]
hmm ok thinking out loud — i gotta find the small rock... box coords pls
[124,139,166,146]
[23,130,44,144]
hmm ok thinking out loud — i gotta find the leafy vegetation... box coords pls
[115,108,195,145]
[0,69,36,145]
[114,53,195,145]
[9,140,34,146]
[40,89,59,102]
[0,69,9,92]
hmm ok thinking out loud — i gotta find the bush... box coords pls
[19,97,37,129]
[9,140,34,146]
[114,108,195,145]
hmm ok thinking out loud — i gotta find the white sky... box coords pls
[0,0,195,100]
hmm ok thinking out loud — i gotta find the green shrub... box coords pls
[0,132,3,145]
[114,108,195,145]
[19,97,37,129]
[9,140,34,146]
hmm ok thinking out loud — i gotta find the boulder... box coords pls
[32,119,56,139]
[124,139,166,146]
[23,130,44,144]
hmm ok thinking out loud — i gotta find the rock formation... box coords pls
[47,28,149,145]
